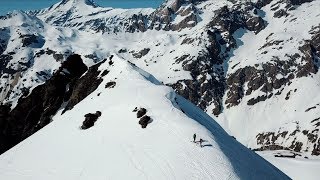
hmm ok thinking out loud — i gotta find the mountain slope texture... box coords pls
[0,0,319,179]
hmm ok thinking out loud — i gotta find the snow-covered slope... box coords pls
[0,0,320,179]
[0,55,289,179]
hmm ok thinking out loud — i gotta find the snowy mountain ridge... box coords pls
[0,53,289,179]
[0,0,319,179]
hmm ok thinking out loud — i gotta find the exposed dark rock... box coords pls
[255,0,274,8]
[311,117,320,123]
[34,48,63,61]
[84,54,99,63]
[254,145,290,151]
[255,126,320,155]
[247,94,270,105]
[132,107,138,112]
[245,16,266,34]
[0,53,16,74]
[181,37,195,45]
[296,43,319,77]
[101,70,110,77]
[312,139,320,155]
[0,54,88,154]
[285,90,291,100]
[0,54,114,154]
[172,13,198,31]
[20,34,44,48]
[274,152,301,158]
[118,48,127,53]
[225,44,318,107]
[307,133,318,143]
[132,48,150,58]
[290,141,303,152]
[273,9,288,18]
[105,81,116,89]
[305,106,316,112]
[175,54,190,64]
[289,0,314,5]
[81,111,101,130]
[63,59,106,113]
[139,115,151,128]
[136,108,147,118]
[169,33,225,115]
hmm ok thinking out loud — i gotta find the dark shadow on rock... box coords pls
[0,54,87,154]
[0,54,110,154]
[63,58,107,113]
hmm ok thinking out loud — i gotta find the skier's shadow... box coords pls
[195,139,213,147]
[203,144,213,147]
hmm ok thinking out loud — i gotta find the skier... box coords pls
[193,133,196,142]
[199,138,203,147]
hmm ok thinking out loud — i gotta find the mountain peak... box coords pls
[61,0,97,6]
[160,0,204,12]
[54,0,98,10]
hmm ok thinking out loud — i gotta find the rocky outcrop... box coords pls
[0,54,109,154]
[255,123,320,155]
[169,2,268,115]
[20,34,44,48]
[0,54,88,154]
[170,52,225,116]
[0,28,9,55]
[289,0,314,5]
[225,25,320,107]
[139,115,151,128]
[34,48,64,61]
[136,108,147,118]
[132,48,150,58]
[63,58,107,113]
[105,81,116,89]
[81,111,101,130]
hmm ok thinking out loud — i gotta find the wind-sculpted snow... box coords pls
[0,55,289,179]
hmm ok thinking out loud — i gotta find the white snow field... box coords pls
[258,151,320,180]
[0,56,289,179]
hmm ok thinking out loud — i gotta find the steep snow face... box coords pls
[0,55,289,180]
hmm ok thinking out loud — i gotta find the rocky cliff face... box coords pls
[0,54,111,154]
